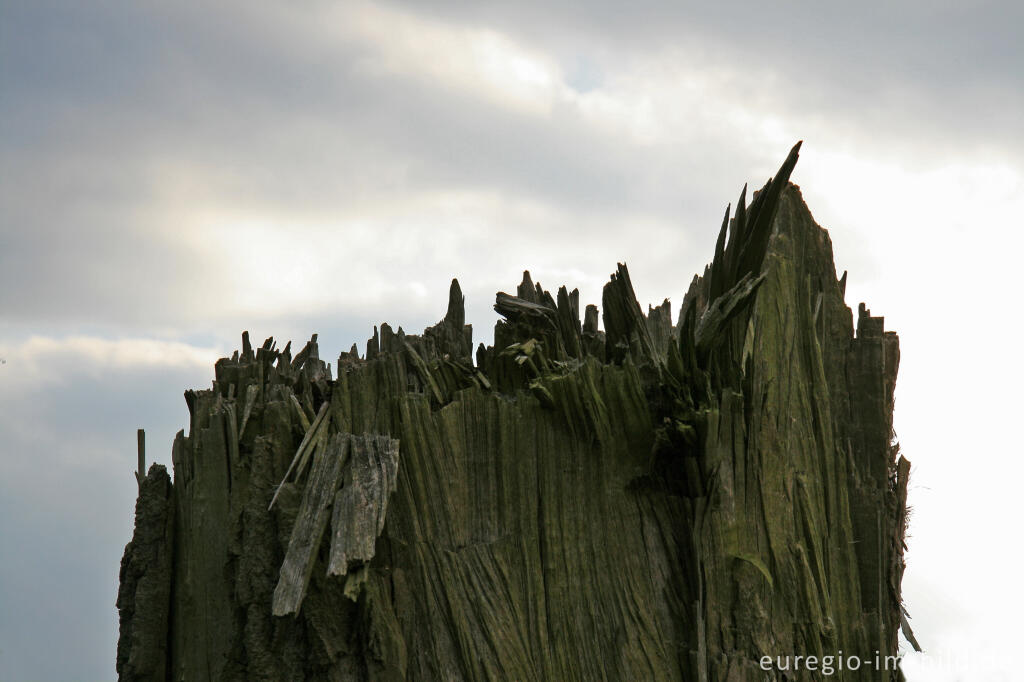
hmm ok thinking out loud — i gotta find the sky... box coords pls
[1,1,1022,679]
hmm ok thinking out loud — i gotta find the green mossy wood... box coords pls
[117,144,912,681]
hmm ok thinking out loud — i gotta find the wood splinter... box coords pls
[134,428,145,488]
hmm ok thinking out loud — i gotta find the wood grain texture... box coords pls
[117,144,911,681]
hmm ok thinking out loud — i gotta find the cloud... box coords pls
[11,2,909,334]
[0,335,222,400]
[0,335,220,473]
[378,0,1024,162]
[340,2,563,116]
[17,0,976,341]
[6,1,727,335]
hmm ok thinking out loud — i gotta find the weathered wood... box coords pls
[289,394,312,433]
[272,433,350,616]
[268,400,330,510]
[135,428,145,488]
[327,434,400,577]
[117,464,173,681]
[693,270,766,353]
[403,342,445,405]
[118,144,912,681]
[237,383,258,439]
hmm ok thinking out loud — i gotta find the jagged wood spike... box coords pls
[517,270,537,302]
[583,304,599,334]
[722,184,747,289]
[237,384,258,439]
[366,325,379,360]
[445,278,465,328]
[708,203,731,302]
[135,428,145,488]
[379,323,397,354]
[602,262,658,364]
[730,183,748,282]
[555,285,583,359]
[278,340,292,369]
[736,141,802,281]
[291,334,317,370]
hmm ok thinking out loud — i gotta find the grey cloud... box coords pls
[4,14,708,220]
[379,0,1024,87]
[3,0,777,339]
[380,0,1024,157]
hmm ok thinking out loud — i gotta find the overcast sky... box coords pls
[2,2,1022,680]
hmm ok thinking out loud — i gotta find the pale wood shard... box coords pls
[289,394,312,433]
[272,432,400,615]
[237,383,258,439]
[268,401,330,511]
[272,433,350,617]
[327,434,400,577]
[293,427,328,493]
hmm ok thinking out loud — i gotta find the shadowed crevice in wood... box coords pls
[117,142,912,681]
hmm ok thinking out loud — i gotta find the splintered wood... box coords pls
[272,432,400,617]
[119,142,913,681]
[327,434,399,576]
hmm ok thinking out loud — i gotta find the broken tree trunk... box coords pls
[117,143,911,681]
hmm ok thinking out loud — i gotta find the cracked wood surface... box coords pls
[117,144,911,681]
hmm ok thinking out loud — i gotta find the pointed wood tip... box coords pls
[445,278,465,327]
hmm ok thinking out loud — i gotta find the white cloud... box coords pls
[564,50,767,146]
[0,335,223,387]
[341,2,563,115]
